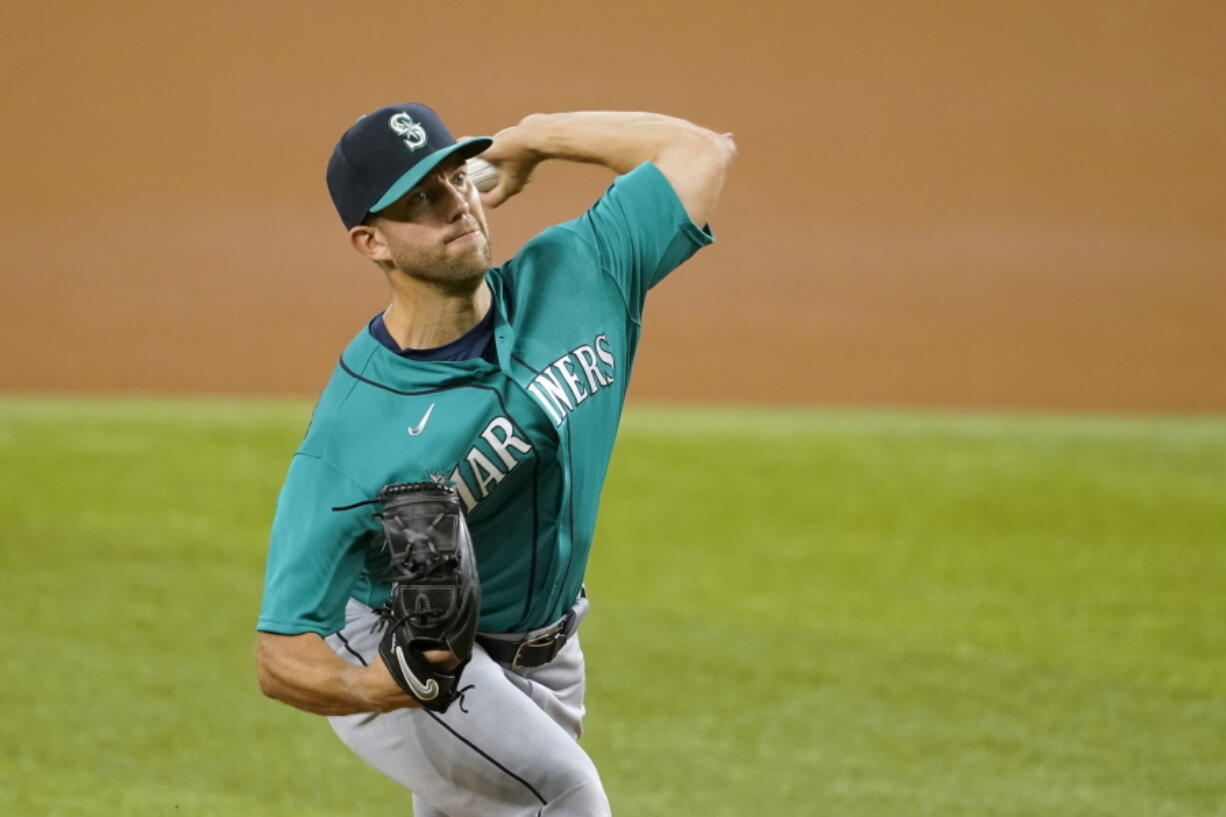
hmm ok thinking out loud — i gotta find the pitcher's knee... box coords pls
[544,776,611,817]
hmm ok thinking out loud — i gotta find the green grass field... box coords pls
[1,396,1223,816]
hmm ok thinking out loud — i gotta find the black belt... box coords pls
[476,605,580,669]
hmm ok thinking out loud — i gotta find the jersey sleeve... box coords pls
[563,161,714,318]
[257,453,377,636]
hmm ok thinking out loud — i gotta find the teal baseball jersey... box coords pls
[258,161,712,636]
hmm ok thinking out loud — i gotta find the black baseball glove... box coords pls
[337,481,481,712]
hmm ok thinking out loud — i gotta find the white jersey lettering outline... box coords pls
[573,344,608,391]
[554,357,589,406]
[524,332,618,427]
[481,416,533,470]
[465,447,505,498]
[526,382,565,425]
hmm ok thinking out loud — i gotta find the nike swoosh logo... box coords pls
[396,645,440,700]
[407,403,436,437]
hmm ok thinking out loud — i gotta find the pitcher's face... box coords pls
[362,155,491,286]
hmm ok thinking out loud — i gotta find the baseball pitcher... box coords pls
[255,103,734,816]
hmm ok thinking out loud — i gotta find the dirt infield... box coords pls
[2,1,1223,411]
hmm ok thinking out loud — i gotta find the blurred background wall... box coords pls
[1,0,1222,411]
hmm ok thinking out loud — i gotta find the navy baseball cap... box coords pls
[326,103,493,229]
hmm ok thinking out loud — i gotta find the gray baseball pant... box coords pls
[325,598,610,816]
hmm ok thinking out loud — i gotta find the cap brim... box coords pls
[369,137,494,214]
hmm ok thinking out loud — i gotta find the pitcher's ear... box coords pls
[349,223,390,263]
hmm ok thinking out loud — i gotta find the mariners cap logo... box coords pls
[328,103,493,229]
[388,112,428,151]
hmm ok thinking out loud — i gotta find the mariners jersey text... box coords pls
[445,334,616,511]
[447,415,533,512]
[525,333,616,427]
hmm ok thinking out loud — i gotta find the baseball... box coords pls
[466,157,500,192]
